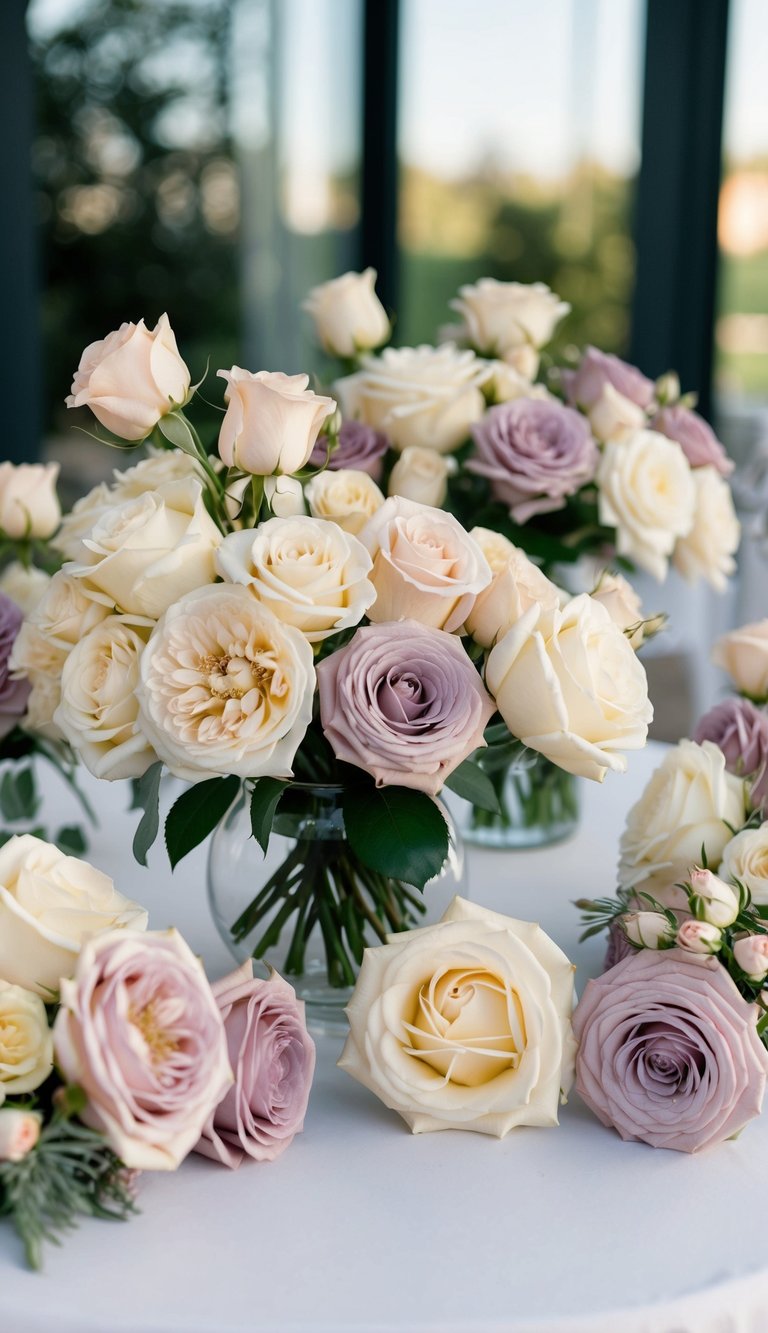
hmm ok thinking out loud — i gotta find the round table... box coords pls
[2,743,768,1333]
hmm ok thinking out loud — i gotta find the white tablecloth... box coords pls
[2,743,768,1333]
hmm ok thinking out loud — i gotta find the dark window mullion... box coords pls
[359,0,400,315]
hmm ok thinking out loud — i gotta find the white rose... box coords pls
[0,463,61,540]
[590,571,648,649]
[0,563,50,617]
[136,584,315,783]
[486,594,652,782]
[450,278,569,361]
[0,834,148,996]
[304,468,384,536]
[465,527,561,648]
[587,383,647,444]
[216,517,375,643]
[733,934,768,982]
[336,344,490,455]
[264,475,307,518]
[0,981,53,1096]
[622,911,675,949]
[302,268,390,357]
[68,477,221,619]
[360,497,491,633]
[54,616,156,780]
[65,313,190,441]
[597,431,696,580]
[0,1108,42,1160]
[217,368,335,475]
[50,482,113,561]
[484,360,552,405]
[9,623,68,741]
[674,466,740,592]
[339,896,576,1136]
[387,446,455,508]
[618,740,747,902]
[111,448,205,502]
[28,570,112,650]
[720,826,768,907]
[688,866,740,927]
[712,621,768,701]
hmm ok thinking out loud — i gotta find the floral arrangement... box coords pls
[0,833,314,1268]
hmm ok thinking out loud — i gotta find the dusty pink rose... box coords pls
[603,918,636,971]
[653,404,733,476]
[195,962,315,1169]
[310,419,389,481]
[54,929,232,1171]
[574,948,768,1152]
[562,346,655,411]
[317,620,495,795]
[468,398,598,522]
[694,697,768,793]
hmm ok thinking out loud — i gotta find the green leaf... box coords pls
[56,825,87,856]
[165,775,239,869]
[0,765,40,823]
[156,411,196,454]
[443,760,501,814]
[131,762,163,867]
[249,778,289,856]
[342,784,450,890]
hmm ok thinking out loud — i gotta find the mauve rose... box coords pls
[694,698,768,790]
[195,962,315,1169]
[310,419,389,482]
[653,404,733,477]
[317,620,495,796]
[0,593,30,739]
[561,346,655,411]
[574,948,768,1152]
[468,398,598,523]
[603,918,636,972]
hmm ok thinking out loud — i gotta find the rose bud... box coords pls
[622,911,675,949]
[733,934,768,982]
[689,866,740,928]
[0,1108,42,1162]
[676,919,723,955]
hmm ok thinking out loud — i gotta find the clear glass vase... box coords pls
[207,783,465,1034]
[458,745,580,849]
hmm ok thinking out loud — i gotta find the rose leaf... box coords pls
[443,760,501,814]
[250,778,289,856]
[131,762,163,867]
[342,785,449,890]
[165,775,240,870]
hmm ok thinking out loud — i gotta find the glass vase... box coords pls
[207,783,465,1034]
[458,745,580,849]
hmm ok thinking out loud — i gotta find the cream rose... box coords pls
[9,623,68,741]
[0,981,53,1096]
[586,383,647,444]
[0,463,61,540]
[590,571,653,650]
[387,446,455,508]
[450,279,569,365]
[336,344,490,455]
[66,314,190,441]
[720,826,768,907]
[302,268,390,357]
[465,527,561,648]
[0,834,148,996]
[0,563,50,617]
[712,621,768,701]
[111,449,205,501]
[483,361,552,404]
[50,482,113,561]
[29,570,112,650]
[304,468,384,536]
[136,585,315,782]
[339,896,576,1136]
[486,594,652,782]
[215,517,375,643]
[674,466,740,592]
[360,497,492,633]
[217,368,335,475]
[597,431,695,580]
[264,475,307,518]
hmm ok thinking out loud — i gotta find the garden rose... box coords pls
[317,621,495,795]
[733,934,768,982]
[0,594,30,739]
[674,466,740,592]
[720,826,768,907]
[136,585,315,783]
[0,563,50,617]
[387,446,455,508]
[304,468,385,536]
[217,368,335,475]
[54,929,232,1170]
[622,912,675,949]
[0,981,53,1096]
[302,267,390,357]
[465,527,561,648]
[66,314,190,441]
[694,697,768,789]
[486,594,652,782]
[0,462,61,540]
[309,419,389,480]
[216,516,375,643]
[562,345,654,415]
[450,278,569,366]
[574,949,768,1152]
[360,497,491,633]
[654,404,733,476]
[0,1108,42,1161]
[712,621,768,701]
[195,962,315,1168]
[0,834,148,996]
[676,920,722,954]
[468,398,598,523]
[597,432,696,580]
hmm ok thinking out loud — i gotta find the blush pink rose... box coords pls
[195,962,315,1168]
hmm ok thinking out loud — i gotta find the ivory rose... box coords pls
[51,482,113,561]
[0,563,50,617]
[450,278,569,367]
[465,528,561,648]
[302,268,390,357]
[674,466,740,592]
[622,912,675,949]
[28,570,112,650]
[304,468,384,536]
[486,594,652,782]
[66,314,190,441]
[0,463,61,540]
[360,497,491,633]
[597,432,696,580]
[0,1108,42,1161]
[712,621,768,701]
[217,368,335,475]
[136,585,315,782]
[387,446,455,508]
[9,623,67,741]
[339,896,576,1136]
[0,834,148,996]
[720,827,768,907]
[215,517,375,643]
[54,929,232,1170]
[0,981,53,1096]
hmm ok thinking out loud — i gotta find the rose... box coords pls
[360,497,491,633]
[486,594,652,782]
[215,516,375,643]
[676,919,722,954]
[68,477,221,620]
[317,621,495,795]
[336,345,490,455]
[597,432,696,580]
[483,361,551,404]
[0,834,148,996]
[51,482,112,561]
[66,314,190,441]
[712,621,768,701]
[653,404,733,476]
[0,563,50,617]
[263,475,306,518]
[387,446,455,508]
[694,697,768,790]
[573,948,768,1152]
[136,585,315,783]
[465,528,561,649]
[689,867,740,928]
[0,594,30,740]
[604,919,635,971]
[195,962,315,1168]
[0,981,53,1096]
[28,570,112,651]
[468,398,598,523]
[674,466,740,591]
[309,419,389,481]
[733,934,768,982]
[52,456,203,564]
[54,929,232,1170]
[720,827,768,907]
[339,896,576,1136]
[622,912,675,949]
[618,740,747,903]
[302,267,390,357]
[562,345,654,418]
[0,1108,42,1161]
[450,278,570,365]
[217,368,335,475]
[9,624,67,741]
[0,463,61,540]
[586,384,647,444]
[304,468,384,536]
[590,572,648,648]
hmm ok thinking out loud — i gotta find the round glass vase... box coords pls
[207,783,465,1034]
[458,745,580,849]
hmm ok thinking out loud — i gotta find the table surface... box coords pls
[2,743,768,1333]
